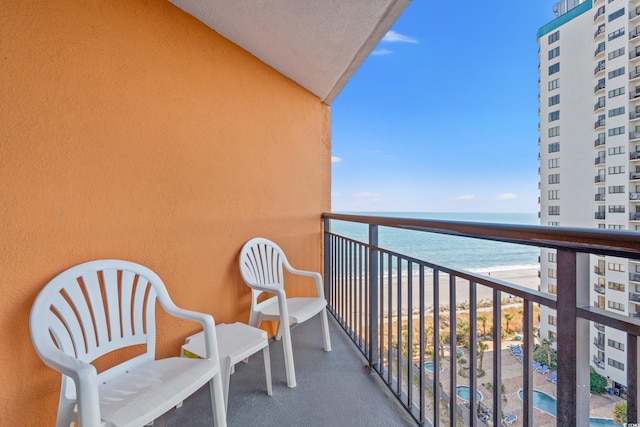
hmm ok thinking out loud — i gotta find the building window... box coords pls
[549,63,560,75]
[548,315,557,326]
[548,158,559,168]
[608,185,625,193]
[608,28,625,41]
[608,281,625,291]
[548,78,560,91]
[608,358,624,370]
[548,252,556,263]
[548,142,560,153]
[548,221,560,226]
[608,146,625,155]
[548,31,559,44]
[549,126,560,137]
[609,166,625,174]
[608,339,624,351]
[608,47,625,60]
[609,106,625,117]
[608,263,625,272]
[548,94,560,106]
[608,127,625,136]
[548,111,560,122]
[548,46,560,60]
[549,173,560,184]
[608,224,625,230]
[549,331,557,341]
[548,284,557,295]
[549,206,560,215]
[608,87,625,98]
[608,66,625,79]
[548,189,559,200]
[608,205,625,213]
[608,301,625,311]
[548,268,557,278]
[608,8,625,21]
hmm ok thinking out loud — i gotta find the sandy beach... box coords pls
[377,267,540,314]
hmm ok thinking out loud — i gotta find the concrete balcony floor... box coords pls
[155,315,415,426]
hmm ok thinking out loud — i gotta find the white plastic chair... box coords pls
[29,259,227,427]
[239,237,331,388]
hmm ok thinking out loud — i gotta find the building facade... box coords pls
[538,0,640,395]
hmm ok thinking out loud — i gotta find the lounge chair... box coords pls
[503,412,517,425]
[533,361,541,370]
[547,372,557,383]
[537,365,550,374]
[515,354,524,363]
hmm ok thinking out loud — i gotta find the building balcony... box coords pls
[594,283,606,294]
[592,356,605,370]
[595,175,606,183]
[631,151,640,160]
[631,27,640,40]
[632,69,640,81]
[594,81,606,93]
[630,312,640,318]
[631,172,640,180]
[630,272,640,282]
[631,48,640,60]
[630,89,640,100]
[595,193,606,201]
[631,212,640,220]
[594,323,605,332]
[632,6,640,21]
[595,156,606,165]
[594,5,605,22]
[594,136,606,147]
[594,118,605,129]
[630,292,640,303]
[594,98,606,111]
[630,131,640,140]
[594,265,605,275]
[320,213,639,426]
[594,25,605,40]
[631,192,640,200]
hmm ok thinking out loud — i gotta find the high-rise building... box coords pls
[538,0,640,395]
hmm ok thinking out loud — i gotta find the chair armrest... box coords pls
[283,264,325,298]
[156,298,219,360]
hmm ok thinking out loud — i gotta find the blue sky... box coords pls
[331,1,560,213]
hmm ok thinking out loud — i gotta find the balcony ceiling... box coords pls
[169,0,411,104]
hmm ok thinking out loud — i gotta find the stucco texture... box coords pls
[0,0,331,424]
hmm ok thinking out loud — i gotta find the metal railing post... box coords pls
[324,217,331,304]
[556,250,590,426]
[369,224,379,370]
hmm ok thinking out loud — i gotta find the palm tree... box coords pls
[478,315,488,337]
[504,313,514,334]
[540,338,554,367]
[424,324,434,349]
[477,341,489,372]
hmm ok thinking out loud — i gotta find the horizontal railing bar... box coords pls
[323,212,640,259]
[326,231,557,309]
[577,305,640,335]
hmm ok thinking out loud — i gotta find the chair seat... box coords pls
[98,357,217,427]
[258,297,327,324]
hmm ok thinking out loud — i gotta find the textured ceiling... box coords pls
[169,0,411,104]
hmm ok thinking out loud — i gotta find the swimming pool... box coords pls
[456,385,483,402]
[424,362,444,373]
[517,390,621,426]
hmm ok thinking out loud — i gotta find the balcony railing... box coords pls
[594,323,605,332]
[631,272,640,282]
[323,212,640,426]
[632,49,640,60]
[594,98,606,110]
[594,5,605,22]
[594,25,605,40]
[630,292,640,303]
[631,131,640,140]
[631,172,640,180]
[595,156,606,165]
[595,175,606,183]
[631,212,640,220]
[632,6,640,20]
[594,136,606,147]
[592,356,605,369]
[595,193,606,201]
[594,265,605,275]
[632,151,640,160]
[594,283,605,294]
[631,192,640,200]
[594,81,606,93]
[593,338,605,351]
[594,118,605,129]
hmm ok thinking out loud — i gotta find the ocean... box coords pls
[329,212,540,274]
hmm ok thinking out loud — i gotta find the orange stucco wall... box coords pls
[0,0,330,423]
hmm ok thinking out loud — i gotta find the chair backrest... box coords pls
[239,238,288,302]
[30,260,167,397]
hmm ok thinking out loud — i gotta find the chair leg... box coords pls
[55,395,76,427]
[210,372,227,427]
[220,356,232,411]
[320,309,332,352]
[262,344,273,396]
[280,324,296,388]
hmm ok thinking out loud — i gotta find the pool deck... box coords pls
[434,339,625,426]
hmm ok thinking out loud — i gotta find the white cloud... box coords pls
[331,156,343,163]
[382,30,418,44]
[371,48,393,56]
[452,195,475,201]
[495,193,518,200]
